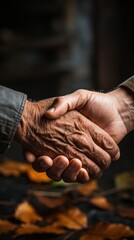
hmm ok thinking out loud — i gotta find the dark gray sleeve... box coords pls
[0,85,27,154]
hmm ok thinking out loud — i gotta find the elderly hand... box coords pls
[25,86,134,183]
[21,98,120,183]
[31,86,134,183]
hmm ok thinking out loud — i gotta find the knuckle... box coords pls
[75,89,82,95]
[75,89,84,96]
[56,96,65,104]
[89,143,98,157]
[102,137,119,159]
[102,136,115,151]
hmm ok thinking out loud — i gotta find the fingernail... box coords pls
[47,107,55,112]
[70,162,79,171]
[77,169,90,183]
[56,160,67,169]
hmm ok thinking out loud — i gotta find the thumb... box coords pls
[44,93,78,119]
[23,148,36,163]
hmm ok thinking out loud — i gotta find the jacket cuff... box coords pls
[0,86,27,154]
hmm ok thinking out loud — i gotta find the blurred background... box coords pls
[0,0,134,187]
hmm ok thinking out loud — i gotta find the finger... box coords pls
[44,92,81,119]
[32,156,53,172]
[90,122,120,161]
[71,133,112,170]
[88,143,112,170]
[46,156,69,181]
[62,159,82,183]
[77,168,90,183]
[82,157,103,179]
[64,144,103,179]
[23,149,36,163]
[45,96,69,119]
[77,167,103,184]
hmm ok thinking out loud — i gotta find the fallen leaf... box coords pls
[14,201,43,223]
[27,168,52,183]
[0,159,29,177]
[65,207,88,228]
[47,206,88,229]
[89,196,113,210]
[0,220,17,234]
[115,170,134,189]
[14,223,66,237]
[116,205,134,219]
[80,222,134,240]
[14,207,87,237]
[80,235,103,240]
[0,159,52,183]
[76,180,99,196]
[53,214,83,230]
[34,194,69,208]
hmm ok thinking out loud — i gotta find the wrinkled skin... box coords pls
[19,98,120,183]
[24,86,134,183]
[46,87,134,143]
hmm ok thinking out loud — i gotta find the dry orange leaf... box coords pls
[65,207,88,228]
[0,220,17,234]
[0,159,52,183]
[14,201,43,223]
[47,206,88,229]
[80,222,134,240]
[53,214,84,230]
[14,207,87,237]
[27,168,52,183]
[14,223,66,237]
[76,180,99,196]
[0,159,29,177]
[89,196,113,210]
[80,235,103,240]
[34,194,69,208]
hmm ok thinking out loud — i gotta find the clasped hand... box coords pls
[17,95,120,183]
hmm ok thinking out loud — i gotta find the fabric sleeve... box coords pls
[119,76,134,94]
[0,85,27,154]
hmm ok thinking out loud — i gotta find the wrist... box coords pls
[14,100,32,144]
[111,87,134,134]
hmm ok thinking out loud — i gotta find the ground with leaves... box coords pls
[0,157,134,240]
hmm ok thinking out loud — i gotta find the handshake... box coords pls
[15,81,134,183]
